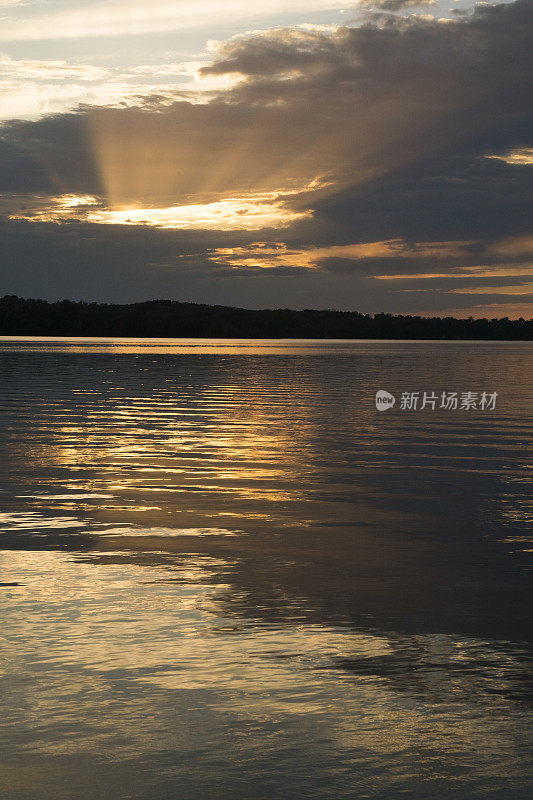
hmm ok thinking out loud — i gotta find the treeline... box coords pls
[0,295,530,339]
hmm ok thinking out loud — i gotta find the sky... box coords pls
[0,0,531,317]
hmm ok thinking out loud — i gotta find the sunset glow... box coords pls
[0,0,531,315]
[8,193,311,230]
[0,4,532,800]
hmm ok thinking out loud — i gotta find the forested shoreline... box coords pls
[0,295,530,339]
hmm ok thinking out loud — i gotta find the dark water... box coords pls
[0,338,531,800]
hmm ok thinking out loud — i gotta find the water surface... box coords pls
[0,339,531,799]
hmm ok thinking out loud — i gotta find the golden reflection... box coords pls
[15,373,326,510]
[3,341,530,546]
[1,548,529,726]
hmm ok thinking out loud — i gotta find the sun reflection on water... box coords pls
[0,341,532,799]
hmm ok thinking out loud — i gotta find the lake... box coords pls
[0,338,531,799]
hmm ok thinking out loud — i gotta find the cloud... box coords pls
[0,1,531,316]
[0,56,232,122]
[0,56,162,121]
[206,236,533,304]
[207,239,480,271]
[0,0,353,42]
[409,300,533,319]
[0,56,109,82]
[448,282,533,295]
[0,79,154,121]
[356,0,436,11]
[3,2,530,205]
[5,190,312,230]
[0,214,530,316]
[486,147,533,166]
[201,3,532,188]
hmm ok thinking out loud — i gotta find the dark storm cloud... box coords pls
[0,1,531,314]
[202,0,532,186]
[204,0,531,101]
[0,113,101,197]
[2,1,531,203]
[0,218,261,300]
[303,151,533,246]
